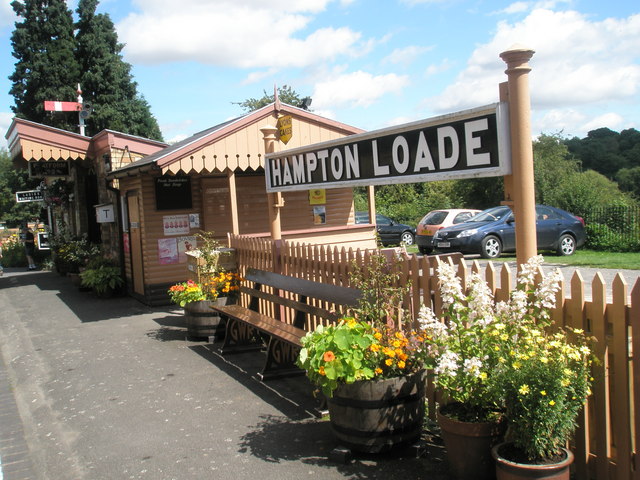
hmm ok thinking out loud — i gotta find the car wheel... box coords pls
[556,234,576,256]
[418,246,432,255]
[480,235,502,259]
[401,231,415,246]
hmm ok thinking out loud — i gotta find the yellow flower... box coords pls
[540,390,547,396]
[374,332,383,340]
[374,367,383,375]
[479,372,487,380]
[370,344,381,352]
[549,400,556,406]
[397,360,406,369]
[392,340,402,348]
[385,358,394,366]
[519,384,530,395]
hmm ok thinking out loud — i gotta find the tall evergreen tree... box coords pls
[75,0,163,140]
[9,0,80,131]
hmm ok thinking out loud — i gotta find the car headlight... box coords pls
[456,228,478,238]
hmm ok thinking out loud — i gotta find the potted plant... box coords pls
[79,257,124,298]
[418,260,509,480]
[296,253,434,453]
[488,260,594,479]
[168,271,241,339]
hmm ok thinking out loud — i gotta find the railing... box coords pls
[581,205,640,251]
[227,234,639,480]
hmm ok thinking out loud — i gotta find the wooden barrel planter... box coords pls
[327,370,426,453]
[184,297,232,340]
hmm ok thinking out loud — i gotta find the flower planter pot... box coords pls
[327,370,426,453]
[491,443,574,480]
[437,407,506,480]
[184,297,233,340]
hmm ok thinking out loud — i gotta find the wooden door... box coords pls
[126,193,145,295]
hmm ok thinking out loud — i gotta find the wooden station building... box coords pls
[6,102,378,304]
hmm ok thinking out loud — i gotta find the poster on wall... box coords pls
[158,238,178,265]
[313,206,326,225]
[163,214,190,236]
[177,235,197,263]
[189,213,200,228]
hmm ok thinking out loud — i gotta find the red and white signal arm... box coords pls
[44,101,82,112]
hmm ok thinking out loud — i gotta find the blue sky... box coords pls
[0,0,638,145]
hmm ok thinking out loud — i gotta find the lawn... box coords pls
[406,246,640,270]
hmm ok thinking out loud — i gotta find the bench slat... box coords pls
[245,268,361,306]
[238,285,342,322]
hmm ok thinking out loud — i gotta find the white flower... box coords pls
[517,255,544,286]
[435,350,460,376]
[417,305,449,340]
[467,273,495,326]
[464,357,483,377]
[437,263,464,309]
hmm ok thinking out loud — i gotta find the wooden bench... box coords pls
[210,268,362,380]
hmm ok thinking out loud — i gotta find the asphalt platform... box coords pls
[0,268,450,480]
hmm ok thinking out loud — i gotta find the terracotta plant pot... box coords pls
[327,370,426,453]
[491,443,574,480]
[437,407,506,480]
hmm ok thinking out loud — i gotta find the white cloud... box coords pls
[0,111,14,147]
[118,1,363,68]
[382,45,432,65]
[0,1,16,29]
[430,9,640,121]
[581,113,624,133]
[312,71,410,109]
[425,58,453,77]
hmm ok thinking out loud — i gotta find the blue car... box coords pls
[432,205,586,259]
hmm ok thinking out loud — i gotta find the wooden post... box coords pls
[499,81,514,206]
[260,125,282,241]
[227,169,239,235]
[500,45,537,268]
[367,185,376,223]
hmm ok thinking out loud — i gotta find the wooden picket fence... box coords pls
[227,234,639,480]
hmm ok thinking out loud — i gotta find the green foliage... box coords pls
[0,149,44,226]
[54,237,100,273]
[494,324,593,461]
[9,0,80,130]
[533,133,580,206]
[8,0,162,140]
[75,0,163,140]
[297,254,432,397]
[234,85,311,112]
[554,170,635,217]
[616,166,640,200]
[585,223,640,252]
[80,264,124,294]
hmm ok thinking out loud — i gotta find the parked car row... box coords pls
[431,205,586,258]
[358,205,586,258]
[355,212,416,246]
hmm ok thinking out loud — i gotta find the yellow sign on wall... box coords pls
[309,189,326,205]
[277,115,292,144]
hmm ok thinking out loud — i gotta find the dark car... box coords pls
[432,205,586,259]
[356,212,416,246]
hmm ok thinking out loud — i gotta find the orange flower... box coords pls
[374,367,383,375]
[318,366,326,376]
[323,351,336,362]
[398,360,406,369]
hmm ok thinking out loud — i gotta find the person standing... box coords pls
[21,226,36,270]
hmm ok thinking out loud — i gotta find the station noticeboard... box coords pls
[277,115,293,144]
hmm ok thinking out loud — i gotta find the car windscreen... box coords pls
[421,211,448,225]
[468,206,512,222]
